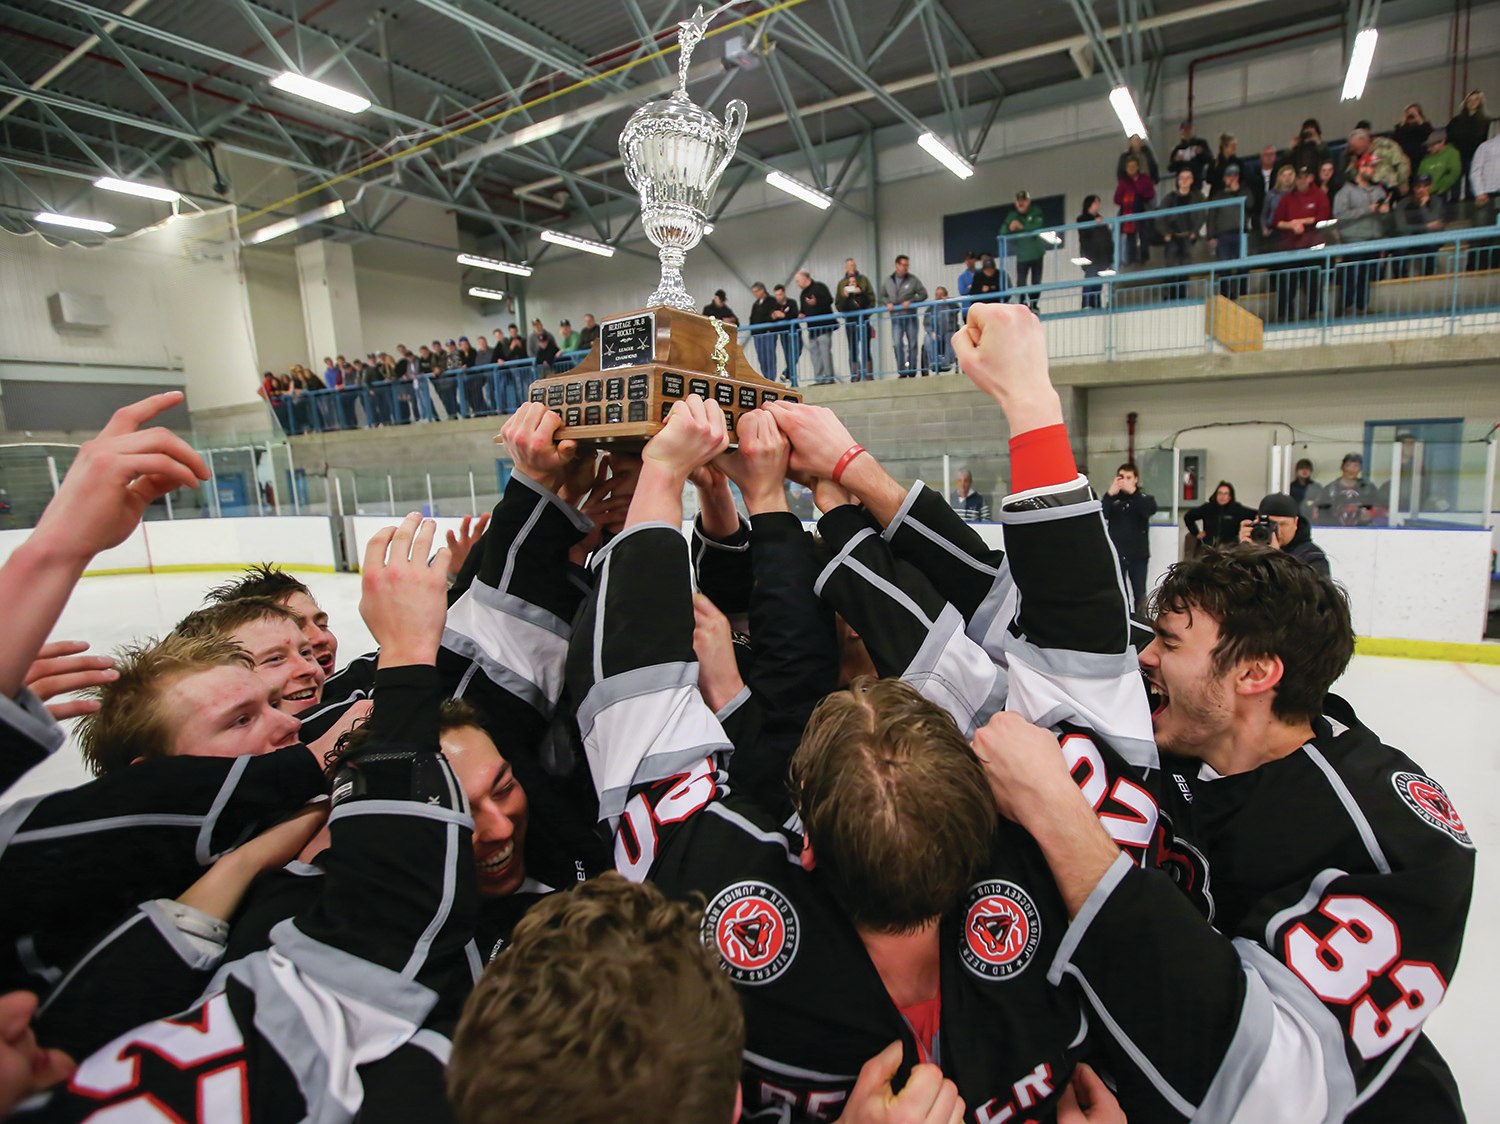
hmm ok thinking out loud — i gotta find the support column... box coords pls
[295,239,364,365]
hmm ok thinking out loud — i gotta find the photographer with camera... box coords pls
[1239,492,1330,575]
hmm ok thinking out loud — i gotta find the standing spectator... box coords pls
[1205,133,1242,193]
[1005,191,1046,310]
[1272,165,1330,320]
[1469,132,1500,270]
[770,283,800,385]
[1315,159,1343,207]
[969,256,1004,298]
[879,254,927,378]
[500,324,528,413]
[1290,119,1331,176]
[1246,144,1279,222]
[1313,452,1380,525]
[747,281,779,380]
[1392,103,1434,173]
[1260,163,1296,241]
[503,323,527,363]
[923,286,959,374]
[1446,90,1492,191]
[1240,493,1332,575]
[1184,481,1256,548]
[456,335,478,369]
[442,340,465,419]
[951,469,989,523]
[700,290,738,325]
[427,340,453,420]
[1332,155,1391,314]
[364,352,392,427]
[1418,129,1462,201]
[529,319,559,370]
[1289,458,1320,518]
[1077,195,1113,309]
[1102,462,1158,614]
[557,320,581,351]
[1116,133,1160,182]
[956,249,980,297]
[1168,120,1213,190]
[1160,168,1201,300]
[1396,175,1446,277]
[578,313,600,350]
[794,270,834,385]
[1343,127,1411,196]
[1115,156,1156,265]
[468,334,495,417]
[321,356,339,389]
[1207,164,1250,297]
[834,257,875,382]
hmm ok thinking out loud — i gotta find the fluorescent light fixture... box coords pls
[270,71,371,114]
[1341,28,1378,101]
[765,170,833,210]
[1108,85,1148,140]
[456,253,533,277]
[468,286,507,301]
[917,131,974,179]
[703,223,715,235]
[538,229,615,257]
[1098,268,1118,277]
[1071,256,1092,266]
[1038,230,1062,246]
[34,211,115,233]
[94,176,180,203]
[243,198,346,246]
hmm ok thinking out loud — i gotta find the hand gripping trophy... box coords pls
[527,4,801,447]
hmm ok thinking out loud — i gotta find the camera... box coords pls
[1248,516,1277,545]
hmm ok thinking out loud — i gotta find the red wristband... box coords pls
[831,444,867,485]
[1008,424,1076,492]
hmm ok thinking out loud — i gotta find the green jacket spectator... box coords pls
[1418,133,1462,197]
[1005,202,1048,263]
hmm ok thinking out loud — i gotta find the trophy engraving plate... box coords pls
[584,379,603,402]
[606,377,624,400]
[738,386,758,410]
[628,401,647,423]
[662,372,685,397]
[628,374,649,401]
[601,313,656,370]
[713,382,734,408]
[565,407,582,426]
[606,402,623,424]
[761,390,779,404]
[688,377,710,399]
[585,405,602,426]
[530,386,545,404]
[565,382,584,405]
[546,384,564,407]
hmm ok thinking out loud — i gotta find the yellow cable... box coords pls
[235,0,808,232]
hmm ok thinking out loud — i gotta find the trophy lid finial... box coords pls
[675,5,709,99]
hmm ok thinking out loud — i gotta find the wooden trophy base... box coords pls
[527,305,802,449]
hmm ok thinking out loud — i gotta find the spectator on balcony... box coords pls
[1077,194,1113,309]
[1289,459,1320,519]
[1418,129,1463,202]
[1290,119,1331,177]
[701,290,739,325]
[1446,90,1492,191]
[770,283,800,385]
[579,313,600,351]
[951,469,990,523]
[1344,127,1411,196]
[1205,133,1242,193]
[321,356,339,389]
[1332,155,1391,315]
[557,320,581,352]
[956,249,980,297]
[748,282,779,382]
[1396,175,1445,277]
[468,335,495,417]
[1246,144,1278,214]
[1469,133,1500,269]
[456,336,478,369]
[835,257,875,382]
[880,254,927,378]
[1115,156,1156,265]
[1005,191,1046,310]
[923,286,959,375]
[1168,120,1213,191]
[969,255,1005,299]
[529,319,559,370]
[1161,168,1201,300]
[1260,162,1296,243]
[1392,103,1433,173]
[795,270,834,385]
[1116,133,1160,182]
[503,323,527,363]
[1207,165,1249,298]
[1314,452,1380,526]
[1184,480,1256,548]
[1272,165,1330,320]
[362,352,391,427]
[1315,158,1343,206]
[443,340,466,419]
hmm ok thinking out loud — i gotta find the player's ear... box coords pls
[731,1081,743,1123]
[1236,654,1284,699]
[799,839,816,872]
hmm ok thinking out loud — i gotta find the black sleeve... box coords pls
[881,482,1009,626]
[1183,501,1208,535]
[1137,491,1160,518]
[0,689,64,797]
[321,651,378,706]
[815,504,1003,738]
[692,513,753,617]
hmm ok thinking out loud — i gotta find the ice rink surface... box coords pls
[8,571,1498,1112]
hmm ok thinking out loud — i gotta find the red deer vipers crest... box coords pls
[703,880,800,985]
[961,880,1041,980]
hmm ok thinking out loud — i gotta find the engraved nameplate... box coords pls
[600,312,656,370]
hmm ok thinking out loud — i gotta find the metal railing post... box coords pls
[286,443,300,516]
[1171,446,1182,530]
[1482,437,1497,531]
[469,470,478,514]
[387,474,396,515]
[45,455,60,496]
[425,472,435,516]
[1387,441,1404,527]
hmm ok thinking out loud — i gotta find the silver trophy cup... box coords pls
[620,6,747,312]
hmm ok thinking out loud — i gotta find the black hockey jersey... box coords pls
[0,687,65,796]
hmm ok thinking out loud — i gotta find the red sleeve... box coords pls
[1008,423,1078,492]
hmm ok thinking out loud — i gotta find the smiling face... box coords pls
[230,617,325,714]
[1139,610,1238,757]
[162,664,302,761]
[443,725,529,896]
[279,589,337,675]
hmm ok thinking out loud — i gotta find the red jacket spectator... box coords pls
[1272,183,1331,250]
[1114,170,1155,233]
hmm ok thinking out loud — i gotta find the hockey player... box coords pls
[978,546,1474,1119]
[175,599,326,715]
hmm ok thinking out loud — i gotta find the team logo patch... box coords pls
[703,881,800,985]
[960,880,1041,980]
[1391,771,1472,847]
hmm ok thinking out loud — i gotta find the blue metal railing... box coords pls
[997,195,1253,271]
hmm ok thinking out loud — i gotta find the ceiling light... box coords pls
[1071,256,1092,266]
[457,253,533,277]
[1108,85,1148,140]
[94,176,180,203]
[34,211,115,233]
[1341,28,1378,101]
[243,198,346,245]
[765,170,833,210]
[1098,268,1117,277]
[703,223,716,235]
[269,71,371,114]
[468,286,507,301]
[538,229,615,257]
[917,132,974,179]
